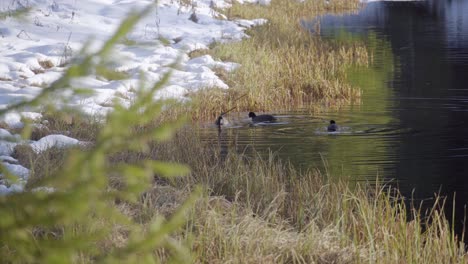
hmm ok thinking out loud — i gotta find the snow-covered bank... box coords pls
[0,0,269,194]
[1,0,267,115]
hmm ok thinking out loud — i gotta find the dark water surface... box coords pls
[310,0,468,230]
[202,0,468,230]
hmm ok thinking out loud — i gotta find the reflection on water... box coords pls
[315,0,468,226]
[201,0,468,234]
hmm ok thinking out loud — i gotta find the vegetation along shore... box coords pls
[1,0,467,263]
[177,0,368,121]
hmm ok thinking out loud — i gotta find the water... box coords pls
[310,0,468,230]
[201,0,468,233]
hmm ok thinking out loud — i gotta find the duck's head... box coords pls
[330,120,336,124]
[248,112,256,118]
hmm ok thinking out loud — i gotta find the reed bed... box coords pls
[8,1,464,260]
[17,122,468,262]
[180,0,369,121]
[135,128,467,263]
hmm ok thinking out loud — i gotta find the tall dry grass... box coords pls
[17,121,468,262]
[139,128,467,263]
[182,0,369,121]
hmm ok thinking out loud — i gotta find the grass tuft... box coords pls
[38,59,54,69]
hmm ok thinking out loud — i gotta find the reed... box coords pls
[17,120,468,262]
[178,0,369,121]
[132,128,467,263]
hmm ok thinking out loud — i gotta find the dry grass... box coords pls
[31,68,45,74]
[105,128,467,263]
[38,59,54,69]
[30,110,101,141]
[10,1,467,260]
[190,196,358,263]
[169,0,369,121]
[12,144,71,188]
[16,123,468,263]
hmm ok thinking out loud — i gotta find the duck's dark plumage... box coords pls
[327,120,338,132]
[248,112,276,123]
[215,116,223,126]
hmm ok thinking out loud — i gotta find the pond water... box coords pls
[201,0,468,232]
[311,0,468,231]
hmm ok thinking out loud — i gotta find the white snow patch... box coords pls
[0,163,30,195]
[0,0,269,113]
[21,112,43,121]
[32,186,55,193]
[0,142,17,156]
[0,184,25,195]
[0,113,24,129]
[0,129,14,139]
[0,0,270,193]
[30,134,80,154]
[3,163,30,181]
[0,156,18,163]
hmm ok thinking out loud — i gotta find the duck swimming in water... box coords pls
[248,112,276,123]
[215,115,229,126]
[215,116,224,126]
[327,120,338,132]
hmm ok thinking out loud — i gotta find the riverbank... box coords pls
[2,0,468,263]
[0,0,368,194]
[0,0,270,194]
[12,124,467,262]
[138,128,468,263]
[180,0,369,120]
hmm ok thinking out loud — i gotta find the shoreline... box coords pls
[0,0,270,194]
[0,0,366,193]
[2,1,468,262]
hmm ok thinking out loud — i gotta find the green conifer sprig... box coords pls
[0,3,196,263]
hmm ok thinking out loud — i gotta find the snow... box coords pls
[0,0,271,194]
[30,134,80,154]
[0,142,17,156]
[1,0,267,116]
[0,164,30,194]
[3,163,30,181]
[0,129,14,139]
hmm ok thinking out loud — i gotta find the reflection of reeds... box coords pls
[177,0,369,121]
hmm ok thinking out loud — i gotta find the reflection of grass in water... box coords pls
[325,30,398,180]
[347,31,397,121]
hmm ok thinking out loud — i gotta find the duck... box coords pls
[248,112,276,123]
[327,120,338,132]
[215,115,229,126]
[215,116,223,126]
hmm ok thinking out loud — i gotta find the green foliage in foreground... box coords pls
[0,6,196,263]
